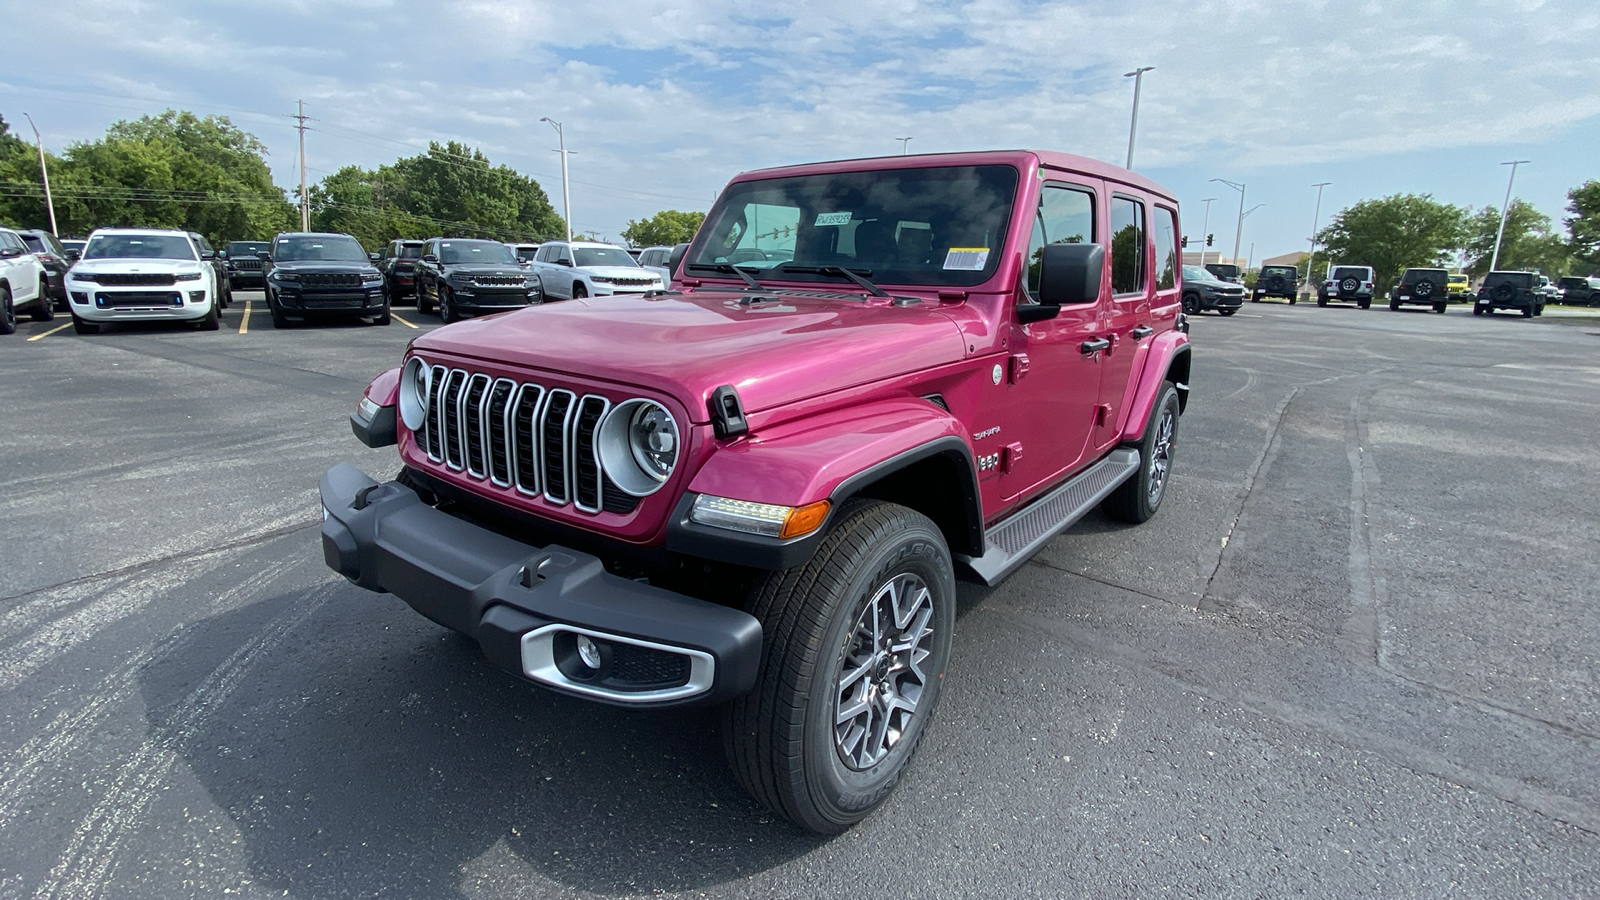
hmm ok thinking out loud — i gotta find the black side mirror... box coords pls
[369,252,380,263]
[0,247,21,260]
[555,258,572,267]
[1021,243,1106,322]
[200,250,215,260]
[667,242,690,276]
[421,254,438,264]
[64,249,80,262]
[257,251,271,261]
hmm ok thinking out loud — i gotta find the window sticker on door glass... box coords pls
[943,247,990,270]
[814,211,853,226]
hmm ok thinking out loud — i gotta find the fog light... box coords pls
[70,291,88,305]
[576,635,603,670]
[188,291,205,303]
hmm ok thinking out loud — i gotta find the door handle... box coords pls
[1131,325,1153,340]
[1080,338,1110,355]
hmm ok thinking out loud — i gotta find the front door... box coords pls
[999,181,1105,507]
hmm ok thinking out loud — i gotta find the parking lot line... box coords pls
[26,322,73,342]
[391,312,419,329]
[238,301,251,335]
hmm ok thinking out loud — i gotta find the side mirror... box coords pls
[667,242,690,276]
[369,252,380,263]
[64,248,80,262]
[216,250,228,260]
[0,247,21,260]
[555,258,572,267]
[200,250,216,260]
[257,251,271,261]
[1021,243,1106,322]
[421,254,438,264]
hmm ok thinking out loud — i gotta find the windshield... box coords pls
[227,242,269,256]
[1331,267,1368,281]
[1260,266,1296,277]
[439,240,516,265]
[84,233,197,261]
[689,164,1020,287]
[397,243,423,259]
[1402,269,1447,283]
[1182,265,1217,282]
[573,247,639,268]
[514,246,540,262]
[1484,271,1533,288]
[274,236,368,262]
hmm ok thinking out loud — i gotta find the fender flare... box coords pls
[666,397,984,569]
[1120,333,1191,443]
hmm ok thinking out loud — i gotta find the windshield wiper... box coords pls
[778,265,888,297]
[685,262,764,290]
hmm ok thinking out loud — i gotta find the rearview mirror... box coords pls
[667,242,690,276]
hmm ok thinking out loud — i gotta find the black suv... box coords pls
[225,241,270,290]
[1251,264,1298,303]
[1557,276,1599,307]
[1473,271,1543,318]
[261,232,389,328]
[376,239,426,304]
[18,229,70,311]
[413,237,544,322]
[1181,264,1244,316]
[1389,267,1450,313]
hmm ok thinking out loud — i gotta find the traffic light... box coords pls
[1181,236,1189,248]
[1206,234,1214,246]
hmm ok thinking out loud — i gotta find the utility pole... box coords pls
[1196,197,1216,269]
[1124,67,1154,170]
[1305,182,1331,297]
[540,118,572,242]
[895,137,913,155]
[21,113,57,235]
[1211,178,1246,267]
[1490,160,1530,272]
[292,100,312,232]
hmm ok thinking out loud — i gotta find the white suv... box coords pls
[527,241,666,300]
[0,226,52,335]
[66,229,221,333]
[1318,264,1376,309]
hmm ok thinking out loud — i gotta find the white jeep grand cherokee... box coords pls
[66,228,222,334]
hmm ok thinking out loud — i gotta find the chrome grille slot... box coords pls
[440,370,468,470]
[461,374,491,478]
[425,365,449,461]
[541,390,576,505]
[512,384,546,496]
[486,379,516,486]
[572,395,610,513]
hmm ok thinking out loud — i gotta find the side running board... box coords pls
[955,448,1140,586]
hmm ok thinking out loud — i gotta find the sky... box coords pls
[3,0,1598,261]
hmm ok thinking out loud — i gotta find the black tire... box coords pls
[1358,299,1370,310]
[269,296,290,329]
[1217,308,1237,317]
[417,283,433,315]
[1288,295,1297,305]
[1473,304,1486,316]
[724,500,956,834]
[71,312,97,335]
[194,298,220,330]
[1521,305,1533,318]
[1534,303,1544,317]
[1181,293,1199,315]
[30,278,54,321]
[1250,292,1260,303]
[1101,382,1180,523]
[1317,296,1328,308]
[0,287,15,335]
[1390,297,1401,311]
[371,303,392,326]
[440,286,459,323]
[572,282,588,300]
[1433,302,1446,314]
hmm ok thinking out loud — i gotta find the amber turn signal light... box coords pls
[780,500,831,539]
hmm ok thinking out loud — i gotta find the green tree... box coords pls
[1565,181,1600,272]
[387,142,563,242]
[0,113,69,231]
[621,209,706,247]
[1462,199,1571,278]
[308,165,433,250]
[1314,193,1465,294]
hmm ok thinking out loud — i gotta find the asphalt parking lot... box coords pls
[1,294,1596,899]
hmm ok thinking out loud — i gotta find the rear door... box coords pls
[1091,194,1152,451]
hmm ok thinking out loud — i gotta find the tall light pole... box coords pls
[1240,205,1264,271]
[1124,66,1154,170]
[1490,160,1530,272]
[20,113,56,235]
[1211,177,1246,266]
[895,137,913,155]
[540,117,573,242]
[1305,181,1331,296]
[1196,197,1216,268]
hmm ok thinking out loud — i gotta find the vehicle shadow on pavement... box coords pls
[146,590,825,898]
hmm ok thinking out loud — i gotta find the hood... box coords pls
[582,265,659,281]
[72,258,205,275]
[272,260,379,275]
[410,289,968,421]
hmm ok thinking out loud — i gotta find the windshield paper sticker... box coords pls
[943,247,990,270]
[814,212,853,226]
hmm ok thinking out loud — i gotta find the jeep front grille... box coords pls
[418,366,636,515]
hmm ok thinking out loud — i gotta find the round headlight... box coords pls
[597,399,679,497]
[399,357,431,431]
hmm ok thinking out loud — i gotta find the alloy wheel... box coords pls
[834,572,936,771]
[1147,405,1175,507]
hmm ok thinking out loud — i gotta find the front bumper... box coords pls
[319,463,762,708]
[69,282,213,322]
[1200,290,1244,310]
[447,283,543,312]
[271,281,387,315]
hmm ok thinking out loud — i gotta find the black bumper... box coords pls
[319,464,762,708]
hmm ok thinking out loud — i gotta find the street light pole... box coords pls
[20,113,56,235]
[1124,67,1154,170]
[1196,198,1216,268]
[540,118,573,242]
[895,137,913,155]
[1490,160,1530,272]
[1305,181,1331,295]
[1211,178,1246,267]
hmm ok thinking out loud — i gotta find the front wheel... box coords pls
[440,287,460,323]
[71,312,97,335]
[194,298,220,330]
[0,287,15,335]
[571,282,588,300]
[724,500,955,834]
[1217,308,1237,317]
[371,303,392,326]
[1102,382,1180,524]
[269,295,290,328]
[1181,293,1199,315]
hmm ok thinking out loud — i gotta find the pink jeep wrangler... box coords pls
[322,150,1191,833]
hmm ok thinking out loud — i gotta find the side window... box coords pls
[1154,206,1177,291]
[0,232,22,252]
[1025,184,1095,298]
[557,246,573,264]
[1110,196,1146,295]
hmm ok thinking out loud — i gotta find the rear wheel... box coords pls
[1390,298,1401,311]
[1522,305,1534,318]
[1473,304,1486,316]
[1102,382,1180,523]
[30,277,54,321]
[417,284,433,315]
[1288,295,1297,305]
[1358,299,1371,310]
[1433,302,1446,314]
[0,287,15,335]
[1317,296,1328,307]
[724,501,955,834]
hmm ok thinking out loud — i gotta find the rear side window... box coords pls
[1331,267,1368,281]
[1024,184,1095,297]
[1485,272,1533,288]
[1153,206,1177,291]
[1110,196,1146,295]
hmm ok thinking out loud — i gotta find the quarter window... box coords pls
[1110,197,1146,295]
[1154,206,1177,291]
[1025,184,1095,298]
